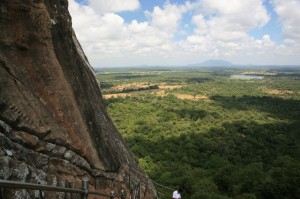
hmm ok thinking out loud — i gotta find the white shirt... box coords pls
[172,190,181,199]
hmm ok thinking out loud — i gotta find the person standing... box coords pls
[172,188,182,199]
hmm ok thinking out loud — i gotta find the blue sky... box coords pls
[70,0,300,67]
[249,0,282,43]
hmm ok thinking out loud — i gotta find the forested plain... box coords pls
[96,67,300,199]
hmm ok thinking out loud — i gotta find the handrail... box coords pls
[0,179,84,194]
[0,167,171,199]
[0,179,119,199]
[129,168,174,191]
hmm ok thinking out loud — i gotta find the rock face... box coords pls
[0,0,155,198]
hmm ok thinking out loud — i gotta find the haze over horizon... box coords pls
[69,0,300,67]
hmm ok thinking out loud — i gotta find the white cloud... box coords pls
[69,2,127,42]
[202,0,269,28]
[271,0,300,44]
[192,0,270,42]
[89,0,140,14]
[181,0,292,64]
[145,2,192,35]
[68,0,179,66]
[192,15,208,35]
[68,0,299,66]
[187,35,206,44]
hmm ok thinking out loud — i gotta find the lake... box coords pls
[230,74,264,79]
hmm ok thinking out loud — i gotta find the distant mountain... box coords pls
[191,59,235,67]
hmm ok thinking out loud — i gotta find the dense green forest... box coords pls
[96,67,300,199]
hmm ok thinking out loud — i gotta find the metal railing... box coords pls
[0,167,174,199]
[0,178,128,199]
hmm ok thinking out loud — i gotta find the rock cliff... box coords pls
[0,0,155,198]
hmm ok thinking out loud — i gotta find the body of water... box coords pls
[230,74,264,79]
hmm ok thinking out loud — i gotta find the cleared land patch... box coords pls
[102,82,209,101]
[158,84,184,89]
[103,83,185,99]
[106,82,153,91]
[103,93,133,98]
[264,89,294,95]
[175,94,209,100]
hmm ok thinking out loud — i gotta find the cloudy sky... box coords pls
[69,0,300,67]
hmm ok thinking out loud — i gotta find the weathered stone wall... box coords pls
[0,0,156,198]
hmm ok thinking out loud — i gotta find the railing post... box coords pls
[133,182,140,199]
[120,189,125,199]
[110,190,114,199]
[82,178,89,199]
[137,182,140,199]
[0,187,5,199]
